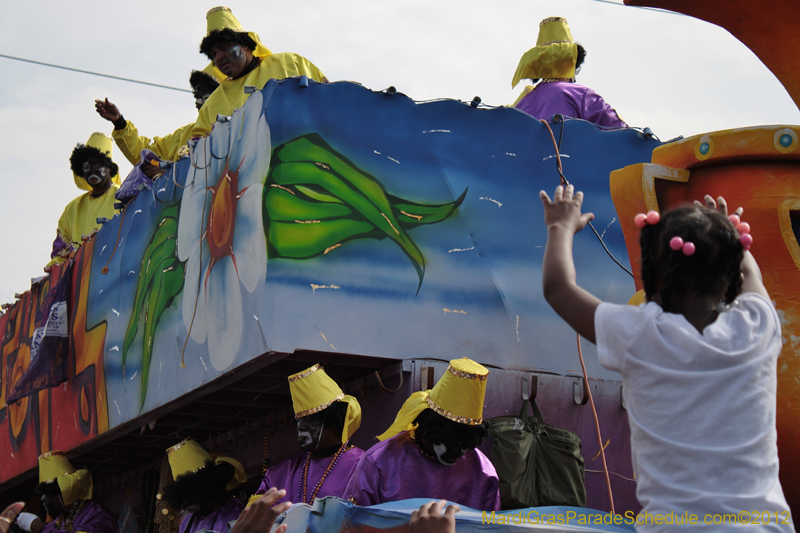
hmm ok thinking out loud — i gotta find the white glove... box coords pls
[15,513,38,532]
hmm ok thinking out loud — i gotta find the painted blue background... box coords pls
[83,78,660,426]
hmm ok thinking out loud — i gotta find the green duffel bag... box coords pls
[486,398,586,509]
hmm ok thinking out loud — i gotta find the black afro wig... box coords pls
[69,144,118,178]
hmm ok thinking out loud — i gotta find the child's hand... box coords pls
[540,184,594,233]
[695,194,743,219]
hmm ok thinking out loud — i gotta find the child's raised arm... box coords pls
[698,195,770,301]
[540,185,602,344]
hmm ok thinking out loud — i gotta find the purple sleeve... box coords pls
[255,469,289,504]
[343,454,382,506]
[582,88,627,128]
[73,502,118,533]
[486,475,502,512]
[51,231,71,259]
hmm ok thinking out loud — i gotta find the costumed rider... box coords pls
[344,358,501,512]
[18,451,118,533]
[94,70,220,173]
[250,364,364,505]
[162,438,247,533]
[511,17,626,128]
[193,6,327,139]
[49,134,120,266]
[96,6,326,164]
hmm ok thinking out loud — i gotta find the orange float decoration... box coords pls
[613,0,800,514]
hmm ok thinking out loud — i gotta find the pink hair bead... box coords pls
[669,236,684,250]
[634,213,647,228]
[646,211,660,225]
[740,233,753,251]
[682,242,696,256]
[737,222,751,234]
[728,214,741,226]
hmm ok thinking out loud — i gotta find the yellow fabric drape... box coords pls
[377,358,489,441]
[511,44,577,89]
[190,53,326,139]
[57,469,94,507]
[512,85,535,107]
[511,17,578,88]
[289,364,362,442]
[166,438,246,491]
[112,120,194,165]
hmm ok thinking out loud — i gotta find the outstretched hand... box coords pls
[540,184,594,234]
[232,489,292,533]
[95,98,121,123]
[409,500,460,533]
[694,194,743,219]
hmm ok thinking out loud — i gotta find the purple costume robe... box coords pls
[256,446,364,504]
[515,81,626,128]
[344,432,501,512]
[42,501,117,533]
[178,496,244,533]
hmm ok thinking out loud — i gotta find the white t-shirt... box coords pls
[596,293,794,532]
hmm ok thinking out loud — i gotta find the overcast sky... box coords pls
[1,0,798,304]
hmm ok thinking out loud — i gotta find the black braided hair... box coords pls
[640,204,744,313]
[414,408,488,451]
[200,28,257,59]
[69,144,118,178]
[162,459,234,514]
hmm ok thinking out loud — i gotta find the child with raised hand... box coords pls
[540,185,794,531]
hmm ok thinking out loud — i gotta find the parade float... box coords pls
[0,0,797,531]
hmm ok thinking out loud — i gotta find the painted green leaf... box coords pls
[264,133,467,291]
[123,203,185,409]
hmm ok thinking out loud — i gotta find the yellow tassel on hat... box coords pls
[377,358,488,441]
[288,364,362,442]
[73,132,120,191]
[511,16,578,88]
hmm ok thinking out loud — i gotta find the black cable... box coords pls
[552,114,634,278]
[0,53,192,93]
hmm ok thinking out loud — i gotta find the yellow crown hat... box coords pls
[38,451,93,506]
[377,358,488,441]
[166,438,247,491]
[203,6,272,82]
[511,16,578,88]
[288,365,362,443]
[73,132,121,191]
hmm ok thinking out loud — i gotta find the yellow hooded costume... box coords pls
[190,6,327,139]
[288,364,362,442]
[39,451,93,506]
[511,17,579,106]
[112,121,194,166]
[50,133,120,265]
[166,438,247,491]
[247,364,363,508]
[378,358,488,441]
